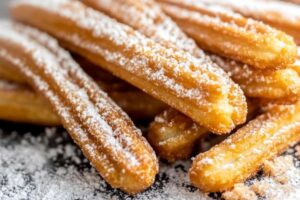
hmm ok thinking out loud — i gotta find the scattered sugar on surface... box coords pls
[0,127,209,200]
[0,127,299,200]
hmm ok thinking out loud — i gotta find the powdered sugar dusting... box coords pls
[0,21,159,190]
[0,126,299,199]
[0,127,209,200]
[12,0,243,113]
[198,0,300,25]
[83,0,205,58]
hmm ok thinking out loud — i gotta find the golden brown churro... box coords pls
[0,65,167,121]
[189,102,300,192]
[85,0,300,99]
[0,21,158,194]
[197,0,300,44]
[83,0,205,58]
[157,0,297,69]
[148,108,208,162]
[210,54,300,99]
[0,80,166,123]
[0,79,60,125]
[11,0,247,134]
[148,99,259,163]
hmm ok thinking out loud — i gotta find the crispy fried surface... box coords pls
[83,0,205,58]
[0,57,166,121]
[148,108,208,162]
[0,79,60,125]
[189,102,300,192]
[158,0,297,69]
[210,54,300,99]
[0,21,158,194]
[197,0,300,45]
[148,99,258,163]
[11,0,247,134]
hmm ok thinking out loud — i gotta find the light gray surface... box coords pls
[0,0,10,18]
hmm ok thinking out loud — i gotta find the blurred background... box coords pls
[0,0,9,18]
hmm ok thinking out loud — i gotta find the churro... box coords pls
[197,0,300,44]
[0,66,166,121]
[11,0,247,134]
[0,79,60,125]
[0,21,158,194]
[148,99,259,163]
[157,0,297,69]
[189,102,300,192]
[83,0,204,58]
[210,54,300,99]
[0,80,166,123]
[148,108,208,162]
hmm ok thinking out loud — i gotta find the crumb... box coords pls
[250,180,270,197]
[222,183,257,200]
[263,156,294,184]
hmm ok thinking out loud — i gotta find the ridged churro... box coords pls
[0,63,167,121]
[0,79,60,125]
[83,0,204,58]
[189,102,300,192]
[210,54,300,99]
[157,0,297,69]
[197,0,300,44]
[0,78,166,123]
[0,21,158,194]
[148,99,259,163]
[148,108,208,162]
[11,0,247,134]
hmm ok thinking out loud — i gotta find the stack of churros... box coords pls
[0,0,298,196]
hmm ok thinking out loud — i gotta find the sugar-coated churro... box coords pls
[189,102,300,192]
[197,0,300,44]
[0,21,158,194]
[148,99,259,162]
[0,79,166,123]
[11,0,247,134]
[210,54,300,99]
[157,0,297,69]
[148,108,208,162]
[83,0,204,58]
[0,64,167,121]
[0,79,60,125]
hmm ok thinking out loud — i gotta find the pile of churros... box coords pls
[0,0,299,196]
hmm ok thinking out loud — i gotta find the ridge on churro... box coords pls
[157,0,297,69]
[190,102,300,192]
[11,0,247,134]
[0,21,158,194]
[0,60,167,121]
[197,0,300,45]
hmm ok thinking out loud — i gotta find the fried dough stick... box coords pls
[190,102,300,192]
[0,21,158,194]
[157,0,297,69]
[11,0,247,134]
[197,0,300,44]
